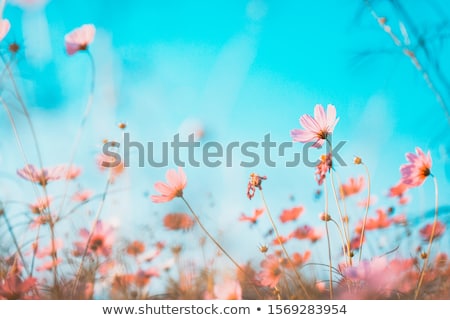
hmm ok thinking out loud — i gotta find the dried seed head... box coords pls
[353,156,362,165]
[259,245,269,253]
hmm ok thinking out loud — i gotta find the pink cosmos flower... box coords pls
[65,165,82,180]
[239,208,264,224]
[291,104,339,148]
[419,221,446,241]
[0,19,11,41]
[271,235,291,246]
[0,273,37,300]
[258,254,283,288]
[29,196,52,214]
[73,221,114,257]
[388,181,409,197]
[36,258,63,272]
[279,206,304,223]
[64,24,95,55]
[341,176,364,198]
[151,167,187,203]
[213,279,242,300]
[288,251,311,268]
[357,195,377,208]
[35,239,63,259]
[17,164,66,186]
[355,208,391,234]
[400,147,432,187]
[96,153,125,183]
[72,189,94,202]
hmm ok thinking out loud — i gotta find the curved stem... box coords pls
[414,176,439,299]
[358,163,371,262]
[329,170,351,266]
[55,50,96,221]
[259,189,311,299]
[1,212,30,276]
[181,196,263,299]
[323,176,334,299]
[71,172,111,298]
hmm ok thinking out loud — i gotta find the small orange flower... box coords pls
[163,212,195,231]
[126,240,145,256]
[279,206,304,223]
[340,176,364,198]
[239,208,264,224]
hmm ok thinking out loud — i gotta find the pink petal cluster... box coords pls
[65,24,96,55]
[73,221,114,257]
[17,164,66,186]
[0,19,11,41]
[400,147,432,187]
[291,104,339,148]
[151,167,187,203]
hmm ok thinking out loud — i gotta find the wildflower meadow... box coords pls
[0,0,449,302]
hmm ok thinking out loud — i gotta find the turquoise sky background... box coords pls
[1,0,449,284]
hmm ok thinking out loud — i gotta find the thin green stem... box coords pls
[323,176,334,299]
[1,212,30,276]
[358,163,371,262]
[55,50,96,221]
[258,189,311,299]
[71,173,111,298]
[414,176,439,299]
[329,170,351,266]
[181,196,263,299]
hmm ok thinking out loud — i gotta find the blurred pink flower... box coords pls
[357,195,377,208]
[0,19,11,41]
[17,164,66,186]
[151,167,187,203]
[315,153,332,185]
[213,279,242,300]
[36,258,63,272]
[419,221,446,241]
[0,261,38,299]
[35,239,63,259]
[73,221,114,257]
[239,208,264,224]
[388,181,409,197]
[289,251,311,268]
[341,176,364,198]
[96,153,125,183]
[29,196,52,214]
[0,274,37,299]
[291,104,339,148]
[72,189,94,202]
[355,209,391,234]
[258,254,282,288]
[65,166,82,180]
[163,212,195,231]
[279,206,304,223]
[64,24,95,55]
[271,235,291,246]
[400,147,432,187]
[289,225,323,243]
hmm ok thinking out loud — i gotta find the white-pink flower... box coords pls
[0,19,11,42]
[291,104,339,148]
[151,167,187,203]
[64,24,95,55]
[400,147,432,187]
